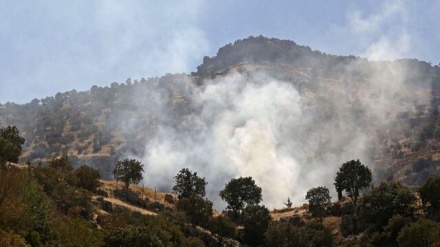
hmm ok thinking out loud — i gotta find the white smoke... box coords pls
[132,0,424,210]
[136,71,377,209]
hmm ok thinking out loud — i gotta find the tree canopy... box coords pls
[112,159,144,190]
[219,176,262,218]
[397,218,440,247]
[419,174,440,219]
[357,182,416,230]
[172,168,207,199]
[73,165,101,192]
[176,193,213,227]
[0,126,25,151]
[334,159,372,205]
[305,186,331,220]
[241,204,271,246]
[0,126,25,165]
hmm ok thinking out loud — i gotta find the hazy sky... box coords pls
[1,0,439,104]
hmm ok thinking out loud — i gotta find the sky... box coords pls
[0,0,439,104]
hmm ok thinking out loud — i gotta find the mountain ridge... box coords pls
[1,36,440,198]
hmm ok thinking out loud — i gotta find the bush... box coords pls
[241,205,271,246]
[176,193,213,227]
[397,219,440,247]
[265,222,333,247]
[73,165,101,192]
[357,182,416,230]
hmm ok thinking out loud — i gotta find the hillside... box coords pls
[1,36,440,206]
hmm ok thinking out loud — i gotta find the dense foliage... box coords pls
[357,182,416,230]
[419,174,440,219]
[305,186,331,220]
[219,176,263,219]
[241,204,271,246]
[0,126,25,164]
[172,168,207,199]
[334,159,372,205]
[113,159,144,189]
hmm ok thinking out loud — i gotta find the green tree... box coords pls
[0,126,25,151]
[357,182,416,230]
[0,136,21,165]
[305,186,331,221]
[172,168,207,199]
[370,215,412,247]
[419,174,440,219]
[334,159,372,205]
[241,204,271,247]
[176,193,213,227]
[113,159,144,190]
[397,218,440,247]
[219,176,262,219]
[0,126,25,165]
[73,165,101,192]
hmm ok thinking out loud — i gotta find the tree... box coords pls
[172,168,207,199]
[397,218,440,247]
[73,165,101,192]
[357,182,416,230]
[209,215,237,246]
[334,159,372,205]
[370,215,412,247]
[241,205,271,246]
[284,197,293,209]
[219,176,262,219]
[0,126,25,165]
[176,193,213,227]
[305,186,331,221]
[113,159,144,190]
[0,126,25,151]
[419,174,440,219]
[0,136,21,165]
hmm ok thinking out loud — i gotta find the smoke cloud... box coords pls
[127,0,426,210]
[131,64,415,209]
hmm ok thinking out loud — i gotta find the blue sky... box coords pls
[1,0,439,104]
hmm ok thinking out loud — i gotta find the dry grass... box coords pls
[270,204,309,221]
[323,216,344,244]
[99,180,176,208]
[92,195,157,216]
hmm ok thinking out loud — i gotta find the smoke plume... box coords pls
[130,63,417,209]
